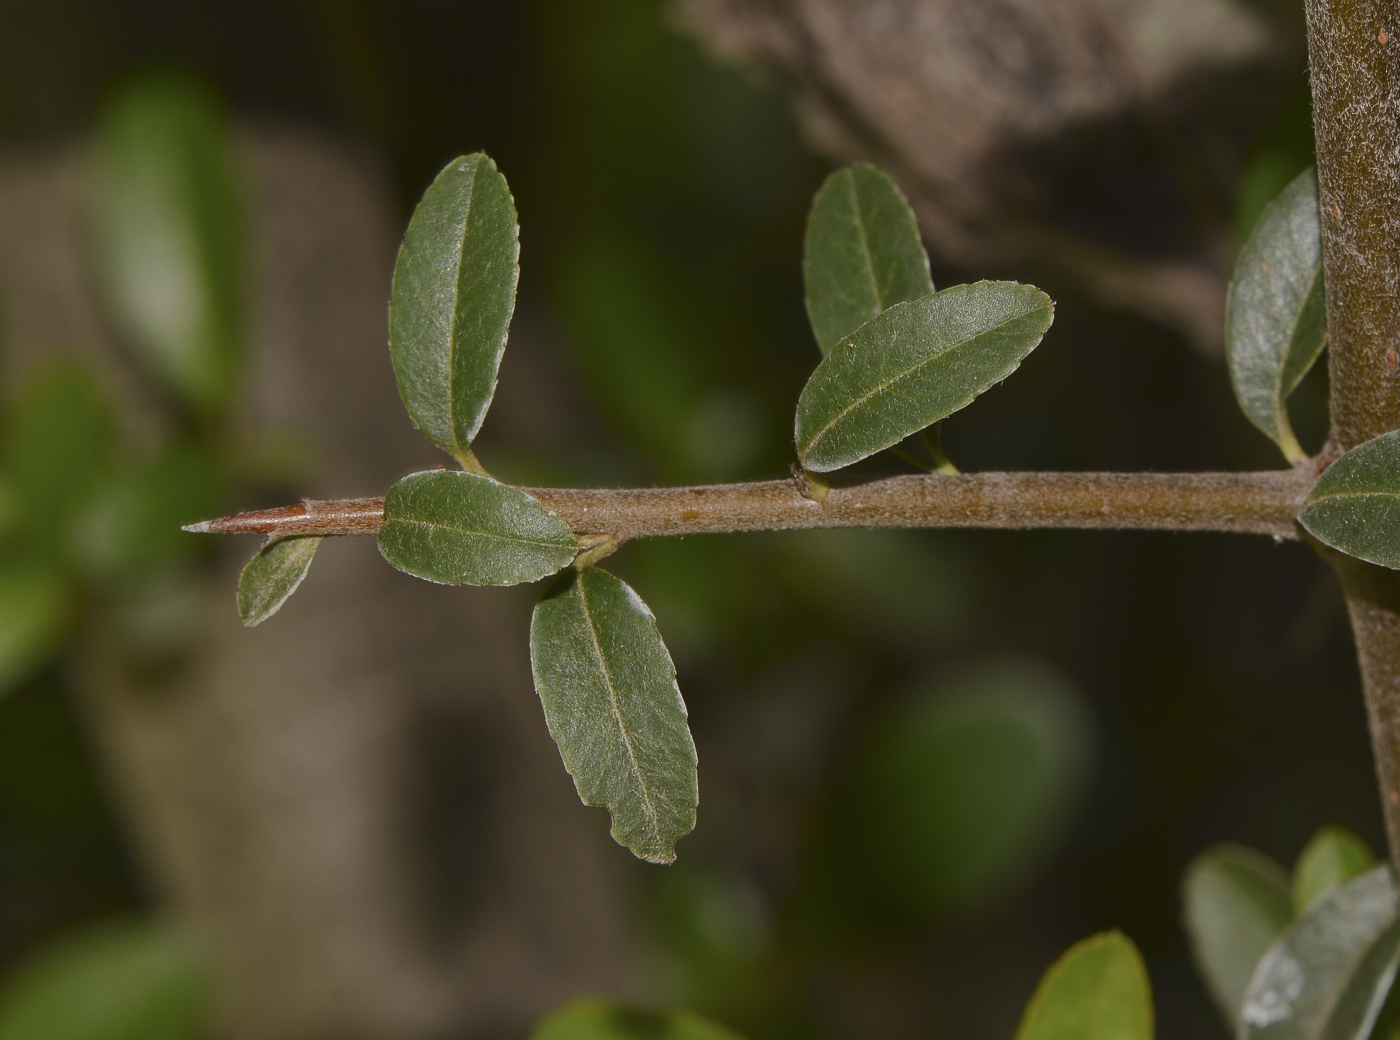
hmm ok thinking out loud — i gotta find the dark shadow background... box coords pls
[0,2,1371,1039]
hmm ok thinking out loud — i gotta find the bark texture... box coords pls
[1305,0,1400,862]
[0,132,639,1040]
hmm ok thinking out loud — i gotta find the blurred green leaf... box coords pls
[794,281,1054,472]
[1182,843,1293,1025]
[1295,827,1376,917]
[237,536,323,626]
[1225,165,1325,464]
[390,154,519,464]
[1015,931,1154,1040]
[377,470,575,586]
[531,998,743,1040]
[0,567,70,697]
[4,366,112,561]
[803,162,933,356]
[530,566,697,864]
[0,918,208,1040]
[1241,865,1400,1039]
[71,441,224,581]
[823,659,1094,922]
[91,76,243,414]
[1299,430,1400,569]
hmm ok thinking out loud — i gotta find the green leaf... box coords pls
[794,281,1054,472]
[4,366,113,561]
[1225,165,1326,464]
[1298,430,1400,569]
[377,470,575,586]
[531,999,743,1040]
[803,162,934,356]
[1241,864,1400,1039]
[90,76,243,414]
[237,536,324,626]
[1182,844,1294,1025]
[1015,931,1154,1040]
[1295,827,1377,916]
[0,567,70,696]
[0,918,208,1040]
[389,154,520,463]
[530,567,698,864]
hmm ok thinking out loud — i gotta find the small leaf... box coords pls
[1015,931,1154,1040]
[794,281,1054,472]
[1241,864,1400,1039]
[237,536,324,626]
[0,918,208,1040]
[530,567,698,864]
[0,567,70,697]
[1295,827,1377,916]
[377,470,575,586]
[90,76,243,414]
[803,162,934,355]
[389,154,520,463]
[531,999,743,1040]
[1225,165,1326,464]
[1298,430,1400,569]
[1182,844,1294,1025]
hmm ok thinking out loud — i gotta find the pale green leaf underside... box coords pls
[1015,931,1154,1040]
[1241,865,1400,1040]
[1182,843,1294,1025]
[237,536,324,626]
[1295,827,1377,917]
[529,567,697,864]
[1225,165,1326,464]
[795,281,1054,472]
[390,153,520,462]
[1299,430,1400,570]
[530,999,744,1040]
[803,162,934,356]
[377,470,575,586]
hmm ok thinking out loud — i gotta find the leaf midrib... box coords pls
[388,514,569,553]
[444,158,481,454]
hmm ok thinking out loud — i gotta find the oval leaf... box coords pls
[1299,430,1400,569]
[377,470,575,586]
[1182,843,1294,1025]
[1241,864,1400,1039]
[531,999,743,1040]
[90,77,243,414]
[804,162,934,355]
[0,918,208,1040]
[529,567,698,864]
[794,281,1054,472]
[237,536,324,626]
[1295,827,1377,917]
[1225,165,1326,464]
[1015,931,1154,1040]
[390,154,520,462]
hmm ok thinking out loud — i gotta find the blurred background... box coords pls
[0,1,1376,1038]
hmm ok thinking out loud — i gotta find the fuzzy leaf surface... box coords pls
[237,536,324,626]
[803,162,933,355]
[1225,165,1326,463]
[1015,931,1154,1040]
[1183,844,1294,1025]
[530,567,697,863]
[531,999,743,1040]
[1299,431,1400,569]
[377,470,574,586]
[390,154,519,462]
[794,281,1053,472]
[1241,865,1400,1039]
[1295,828,1377,917]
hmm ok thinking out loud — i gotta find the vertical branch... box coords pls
[1305,0,1400,860]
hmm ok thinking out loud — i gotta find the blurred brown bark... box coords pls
[675,0,1290,352]
[0,131,640,1040]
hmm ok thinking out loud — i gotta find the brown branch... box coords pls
[185,469,1313,543]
